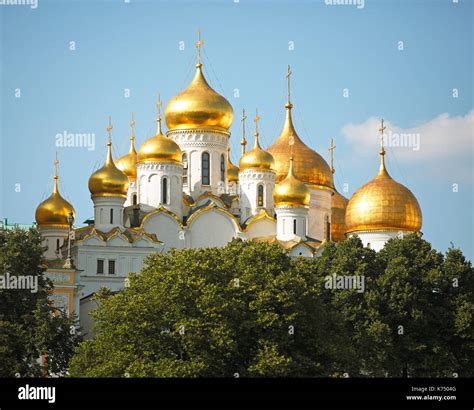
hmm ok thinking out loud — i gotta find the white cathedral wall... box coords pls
[307,187,332,241]
[124,179,137,207]
[167,129,229,199]
[275,206,308,241]
[93,196,126,232]
[137,162,183,218]
[239,169,276,222]
[188,209,238,248]
[142,212,184,251]
[348,231,405,252]
[288,244,314,258]
[244,217,276,239]
[39,227,69,260]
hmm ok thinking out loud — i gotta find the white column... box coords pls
[239,169,276,222]
[38,227,69,260]
[167,129,229,199]
[93,196,126,232]
[307,187,332,241]
[137,162,183,218]
[275,206,308,242]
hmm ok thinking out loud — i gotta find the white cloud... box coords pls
[342,111,474,162]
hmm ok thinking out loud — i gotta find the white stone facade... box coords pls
[167,129,229,199]
[275,205,308,241]
[239,169,276,222]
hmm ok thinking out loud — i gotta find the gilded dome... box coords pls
[273,157,310,207]
[239,110,275,171]
[227,147,239,183]
[89,128,129,198]
[331,190,348,242]
[116,124,137,180]
[164,64,234,132]
[345,154,422,233]
[138,127,182,165]
[35,173,75,229]
[268,103,334,189]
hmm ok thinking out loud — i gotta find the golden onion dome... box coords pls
[239,110,275,171]
[345,152,422,233]
[331,190,349,242]
[137,105,182,164]
[89,122,129,198]
[273,157,310,207]
[116,117,138,180]
[227,147,239,183]
[164,63,234,132]
[268,102,334,189]
[35,168,76,229]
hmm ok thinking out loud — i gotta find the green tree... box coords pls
[0,228,80,377]
[70,239,347,377]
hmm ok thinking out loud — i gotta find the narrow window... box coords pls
[293,219,297,235]
[132,194,137,206]
[182,153,188,185]
[202,152,210,185]
[257,185,264,207]
[56,239,60,251]
[110,208,114,224]
[162,177,168,204]
[108,260,116,275]
[97,259,104,274]
[220,154,225,182]
[325,215,331,241]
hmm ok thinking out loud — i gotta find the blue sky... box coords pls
[0,0,472,259]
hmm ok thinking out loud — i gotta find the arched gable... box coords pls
[244,210,276,239]
[140,207,183,250]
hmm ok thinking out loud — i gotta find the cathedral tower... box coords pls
[164,32,233,199]
[88,118,129,232]
[273,156,310,242]
[35,156,76,260]
[239,109,276,222]
[137,96,183,218]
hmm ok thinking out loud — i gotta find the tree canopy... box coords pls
[0,228,80,377]
[70,235,473,377]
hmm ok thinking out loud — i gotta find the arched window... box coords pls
[182,153,188,185]
[162,177,168,204]
[325,215,331,241]
[132,194,137,206]
[202,152,210,185]
[110,208,114,224]
[293,219,297,235]
[257,185,264,207]
[220,154,225,182]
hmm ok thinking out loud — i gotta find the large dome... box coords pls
[165,64,233,132]
[345,154,422,233]
[35,174,75,228]
[239,133,275,171]
[268,103,334,190]
[138,128,182,164]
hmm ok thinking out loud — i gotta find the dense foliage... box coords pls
[70,235,473,377]
[0,228,80,377]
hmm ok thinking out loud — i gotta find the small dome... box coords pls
[116,115,138,180]
[273,157,310,207]
[89,135,129,198]
[345,154,422,233]
[35,173,75,229]
[227,148,239,183]
[331,190,348,242]
[165,64,233,132]
[239,115,275,171]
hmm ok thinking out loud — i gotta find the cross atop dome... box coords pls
[196,30,204,67]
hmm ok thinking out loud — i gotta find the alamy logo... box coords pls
[18,384,55,404]
[55,131,95,151]
[324,273,365,293]
[0,272,38,293]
